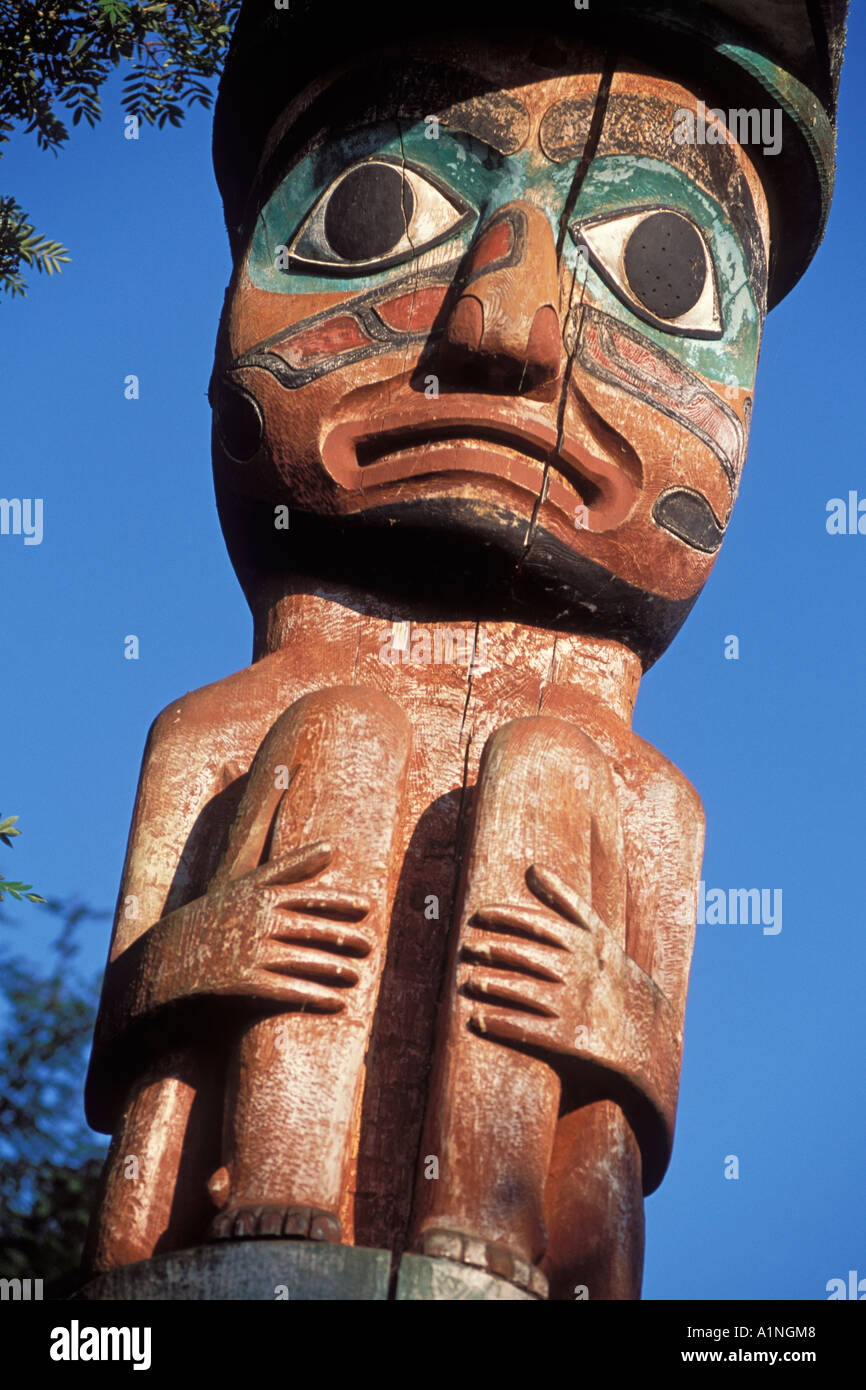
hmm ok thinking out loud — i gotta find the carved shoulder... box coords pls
[108,672,256,957]
[607,733,705,1018]
[625,732,705,835]
[108,650,319,960]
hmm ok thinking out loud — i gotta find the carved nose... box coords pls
[440,203,563,393]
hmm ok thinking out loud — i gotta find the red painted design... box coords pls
[273,315,371,368]
[611,326,684,394]
[374,285,449,332]
[582,316,743,478]
[469,219,513,273]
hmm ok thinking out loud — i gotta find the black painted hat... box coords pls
[213,0,847,306]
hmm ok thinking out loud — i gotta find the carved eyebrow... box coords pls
[539,98,594,163]
[439,93,531,156]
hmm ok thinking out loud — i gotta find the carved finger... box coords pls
[260,942,361,989]
[270,887,371,922]
[468,1006,563,1054]
[460,970,560,1018]
[460,937,564,983]
[470,904,570,950]
[266,913,373,958]
[250,969,347,1013]
[253,840,334,887]
[526,862,603,933]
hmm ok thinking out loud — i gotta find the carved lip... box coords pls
[320,404,637,531]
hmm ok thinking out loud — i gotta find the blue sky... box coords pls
[2,14,864,1300]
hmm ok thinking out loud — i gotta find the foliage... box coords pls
[0,813,46,902]
[0,899,110,1296]
[0,1,241,297]
[0,192,69,297]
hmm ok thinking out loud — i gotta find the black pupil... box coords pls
[623,212,706,319]
[323,164,414,262]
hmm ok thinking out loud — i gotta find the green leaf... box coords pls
[0,0,242,298]
[97,0,132,23]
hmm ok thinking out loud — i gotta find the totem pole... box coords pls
[80,0,847,1300]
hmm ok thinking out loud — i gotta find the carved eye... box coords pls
[285,159,473,275]
[572,208,722,338]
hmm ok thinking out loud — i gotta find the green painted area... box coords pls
[571,156,760,385]
[394,1252,537,1300]
[248,118,760,388]
[74,1240,393,1301]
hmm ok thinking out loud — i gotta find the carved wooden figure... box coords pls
[84,1,846,1300]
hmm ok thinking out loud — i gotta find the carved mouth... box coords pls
[355,424,604,508]
[321,409,637,531]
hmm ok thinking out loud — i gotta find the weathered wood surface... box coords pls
[81,8,840,1297]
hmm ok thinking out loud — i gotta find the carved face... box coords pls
[212,36,769,665]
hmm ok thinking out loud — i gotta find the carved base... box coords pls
[395,1253,538,1301]
[71,1241,541,1301]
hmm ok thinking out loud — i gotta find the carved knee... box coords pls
[218,686,411,882]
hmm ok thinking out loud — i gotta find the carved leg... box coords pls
[84,1051,222,1272]
[411,716,627,1296]
[542,1100,644,1301]
[208,687,411,1241]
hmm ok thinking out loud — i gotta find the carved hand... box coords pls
[461,861,610,1059]
[97,840,374,1054]
[460,859,680,1172]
